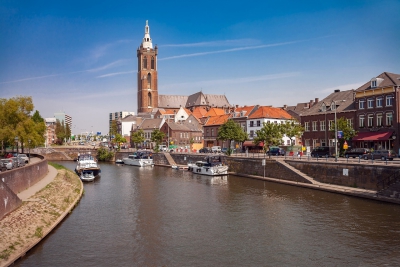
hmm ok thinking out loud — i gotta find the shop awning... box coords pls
[243,141,264,147]
[352,131,393,141]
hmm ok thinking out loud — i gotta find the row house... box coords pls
[203,114,231,148]
[300,89,355,149]
[160,120,203,150]
[353,72,400,151]
[133,118,165,149]
[244,106,293,150]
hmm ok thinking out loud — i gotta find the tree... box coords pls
[331,117,357,156]
[281,119,304,151]
[131,129,145,149]
[151,129,165,152]
[97,146,114,161]
[253,122,283,157]
[114,133,126,150]
[217,119,248,155]
[110,120,118,137]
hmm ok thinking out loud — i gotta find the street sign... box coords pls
[262,159,266,166]
[343,141,348,150]
[337,131,343,138]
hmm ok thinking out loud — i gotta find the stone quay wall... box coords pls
[0,156,48,220]
[286,160,397,190]
[152,153,311,184]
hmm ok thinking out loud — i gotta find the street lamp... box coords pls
[14,136,19,156]
[28,139,31,163]
[333,100,346,162]
[322,102,327,146]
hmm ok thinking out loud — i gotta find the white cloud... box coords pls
[97,70,135,78]
[162,39,260,47]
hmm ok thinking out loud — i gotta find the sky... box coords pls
[1,0,399,135]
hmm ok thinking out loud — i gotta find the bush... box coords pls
[97,147,114,161]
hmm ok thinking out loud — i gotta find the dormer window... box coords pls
[370,77,384,88]
[321,104,326,112]
[330,102,336,111]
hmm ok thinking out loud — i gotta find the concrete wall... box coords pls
[286,160,398,190]
[0,158,48,219]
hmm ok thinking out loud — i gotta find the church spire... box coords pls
[142,20,153,49]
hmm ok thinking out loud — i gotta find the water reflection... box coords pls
[14,162,400,267]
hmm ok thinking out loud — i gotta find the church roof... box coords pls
[158,95,188,109]
[158,91,231,109]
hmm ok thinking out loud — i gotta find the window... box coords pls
[320,120,326,131]
[359,115,365,128]
[329,139,335,147]
[148,92,152,106]
[331,102,336,111]
[211,129,214,136]
[312,139,318,148]
[250,121,254,127]
[286,140,290,145]
[321,104,326,112]
[151,56,155,69]
[376,113,382,126]
[371,80,377,88]
[368,114,373,127]
[304,122,310,132]
[143,56,147,69]
[386,113,393,126]
[312,121,317,131]
[206,129,209,136]
[257,120,261,127]
[346,118,353,129]
[359,100,365,109]
[329,120,334,130]
[250,130,254,137]
[147,73,151,88]
[367,99,374,108]
[305,139,310,146]
[321,139,326,146]
[376,97,383,107]
[386,95,393,106]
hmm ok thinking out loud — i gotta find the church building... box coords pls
[136,21,231,116]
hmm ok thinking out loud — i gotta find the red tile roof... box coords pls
[248,106,292,120]
[205,114,231,126]
[204,108,225,117]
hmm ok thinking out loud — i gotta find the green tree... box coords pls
[330,117,357,156]
[114,133,126,150]
[281,119,304,151]
[110,120,118,137]
[253,122,283,157]
[97,146,114,161]
[65,123,71,143]
[55,119,67,145]
[131,129,145,149]
[217,119,248,155]
[151,129,165,152]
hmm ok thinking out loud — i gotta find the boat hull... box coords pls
[192,165,228,176]
[123,158,154,167]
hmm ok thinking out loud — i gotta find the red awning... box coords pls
[352,131,393,141]
[243,141,264,147]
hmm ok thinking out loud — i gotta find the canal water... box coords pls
[15,162,400,266]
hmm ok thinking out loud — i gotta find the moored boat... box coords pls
[75,153,101,176]
[191,156,228,176]
[123,150,154,167]
[80,170,95,182]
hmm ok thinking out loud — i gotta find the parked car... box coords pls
[311,146,332,158]
[266,147,285,156]
[221,147,229,154]
[199,147,211,153]
[12,157,25,167]
[18,153,29,163]
[211,146,221,153]
[344,148,370,158]
[363,149,397,161]
[0,159,12,171]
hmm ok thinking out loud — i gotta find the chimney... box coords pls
[334,89,340,93]
[309,100,314,107]
[235,104,239,108]
[283,104,287,109]
[315,98,319,104]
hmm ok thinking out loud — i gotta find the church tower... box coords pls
[137,20,158,114]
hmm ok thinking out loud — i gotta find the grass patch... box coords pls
[34,227,43,238]
[48,162,66,170]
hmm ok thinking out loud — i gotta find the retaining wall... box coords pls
[0,157,48,219]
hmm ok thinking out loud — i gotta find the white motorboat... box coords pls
[80,170,95,182]
[123,150,154,167]
[191,156,228,176]
[115,159,124,164]
[187,161,196,171]
[75,153,101,176]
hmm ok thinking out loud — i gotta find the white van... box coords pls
[158,145,167,152]
[211,146,221,153]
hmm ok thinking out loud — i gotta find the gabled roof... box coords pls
[121,114,141,122]
[204,94,231,108]
[233,105,258,117]
[158,95,188,109]
[356,72,400,91]
[205,114,231,126]
[139,118,164,130]
[301,89,355,116]
[192,107,208,119]
[248,106,292,120]
[204,108,225,117]
[166,122,191,131]
[186,92,208,107]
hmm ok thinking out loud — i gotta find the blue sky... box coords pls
[1,0,399,135]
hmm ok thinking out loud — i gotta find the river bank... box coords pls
[0,164,83,267]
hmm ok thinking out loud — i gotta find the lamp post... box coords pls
[322,102,327,146]
[28,139,31,163]
[333,100,346,162]
[14,136,19,156]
